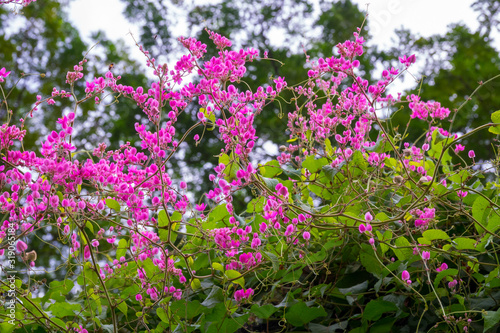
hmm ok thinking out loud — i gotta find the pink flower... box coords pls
[436,262,448,272]
[454,144,465,154]
[96,200,105,210]
[457,190,468,198]
[135,294,142,302]
[303,231,310,240]
[468,150,475,158]
[399,54,416,67]
[234,288,254,302]
[369,237,375,245]
[16,240,28,253]
[401,270,411,284]
[422,251,430,260]
[180,181,187,190]
[358,224,366,233]
[84,246,91,260]
[0,67,11,82]
[195,203,206,211]
[364,212,373,222]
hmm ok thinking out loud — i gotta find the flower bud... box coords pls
[393,175,404,185]
[23,250,37,262]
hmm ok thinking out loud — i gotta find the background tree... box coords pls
[0,0,150,281]
[121,0,377,199]
[386,0,500,163]
[0,0,149,151]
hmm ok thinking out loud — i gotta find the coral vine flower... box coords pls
[0,67,11,82]
[195,203,206,211]
[364,212,373,222]
[234,288,254,302]
[401,270,411,284]
[16,240,28,253]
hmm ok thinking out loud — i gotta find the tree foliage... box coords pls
[1,2,500,333]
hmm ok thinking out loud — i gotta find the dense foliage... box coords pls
[1,1,500,332]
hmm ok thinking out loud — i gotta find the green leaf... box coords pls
[246,197,265,213]
[453,237,477,250]
[487,214,500,234]
[448,169,471,184]
[85,220,94,234]
[339,281,368,296]
[101,325,114,333]
[250,304,277,319]
[48,302,81,317]
[219,152,239,182]
[322,164,343,181]
[285,302,327,326]
[192,253,209,271]
[157,307,169,323]
[308,322,349,332]
[363,300,398,321]
[428,129,452,164]
[281,164,302,180]
[282,266,304,283]
[117,300,128,319]
[158,210,180,242]
[262,177,279,190]
[116,238,128,260]
[483,308,500,332]
[473,196,489,222]
[43,279,74,303]
[364,132,394,153]
[324,138,333,156]
[370,317,397,333]
[190,278,201,290]
[490,110,500,123]
[212,262,224,271]
[170,300,202,320]
[393,237,413,261]
[0,323,15,333]
[50,318,67,331]
[259,160,282,178]
[376,230,393,255]
[225,269,245,288]
[360,243,382,276]
[422,229,450,241]
[201,107,216,130]
[351,150,368,171]
[200,286,223,308]
[489,110,500,134]
[303,156,328,173]
[105,198,120,212]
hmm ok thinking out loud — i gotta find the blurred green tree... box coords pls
[386,0,500,163]
[121,0,375,199]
